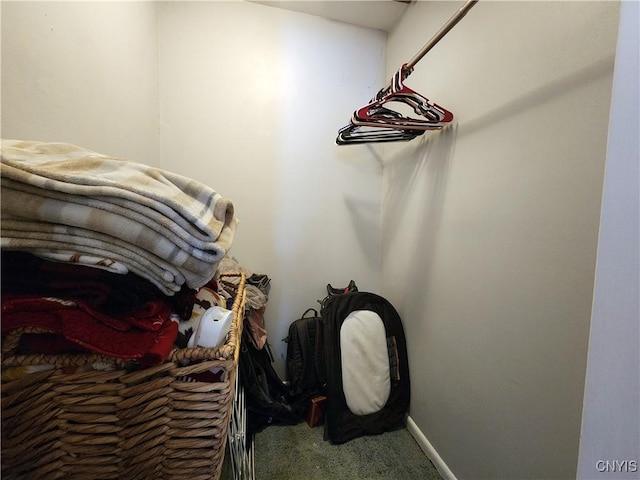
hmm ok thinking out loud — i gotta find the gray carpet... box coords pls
[249,422,444,480]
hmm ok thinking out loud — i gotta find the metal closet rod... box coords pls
[380,0,479,94]
[406,0,479,71]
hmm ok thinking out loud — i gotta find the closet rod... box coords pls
[405,0,479,71]
[379,0,479,96]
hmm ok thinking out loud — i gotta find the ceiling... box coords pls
[249,1,411,32]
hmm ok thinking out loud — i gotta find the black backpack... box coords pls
[284,282,359,419]
[284,308,326,417]
[321,291,410,444]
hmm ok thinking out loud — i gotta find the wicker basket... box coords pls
[1,272,246,480]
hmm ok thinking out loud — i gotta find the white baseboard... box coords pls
[405,415,457,480]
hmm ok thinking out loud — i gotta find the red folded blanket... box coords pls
[2,294,178,366]
[1,250,197,318]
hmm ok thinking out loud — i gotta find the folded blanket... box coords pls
[2,216,188,294]
[1,251,197,318]
[2,294,178,365]
[1,139,239,290]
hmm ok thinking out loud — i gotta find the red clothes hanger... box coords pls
[351,64,454,131]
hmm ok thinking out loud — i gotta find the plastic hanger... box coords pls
[351,65,453,131]
[336,123,424,145]
[335,0,478,145]
[336,98,425,145]
[336,66,447,145]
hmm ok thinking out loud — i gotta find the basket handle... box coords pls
[2,326,55,356]
[1,326,126,368]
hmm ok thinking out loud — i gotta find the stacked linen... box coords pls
[1,250,197,366]
[0,139,238,365]
[0,139,239,295]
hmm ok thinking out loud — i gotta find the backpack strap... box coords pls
[301,308,318,318]
[314,316,327,389]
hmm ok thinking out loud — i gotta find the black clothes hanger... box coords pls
[336,123,424,145]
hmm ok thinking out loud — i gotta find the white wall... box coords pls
[577,1,640,478]
[1,0,385,374]
[156,1,385,369]
[381,1,620,478]
[1,1,160,164]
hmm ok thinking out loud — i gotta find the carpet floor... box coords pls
[243,421,444,480]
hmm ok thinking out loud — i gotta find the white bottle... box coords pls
[188,306,234,348]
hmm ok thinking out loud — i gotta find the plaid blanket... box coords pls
[1,139,239,294]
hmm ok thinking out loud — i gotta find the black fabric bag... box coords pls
[321,291,410,444]
[239,327,300,436]
[284,308,326,417]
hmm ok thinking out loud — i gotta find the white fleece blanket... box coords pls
[1,139,239,292]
